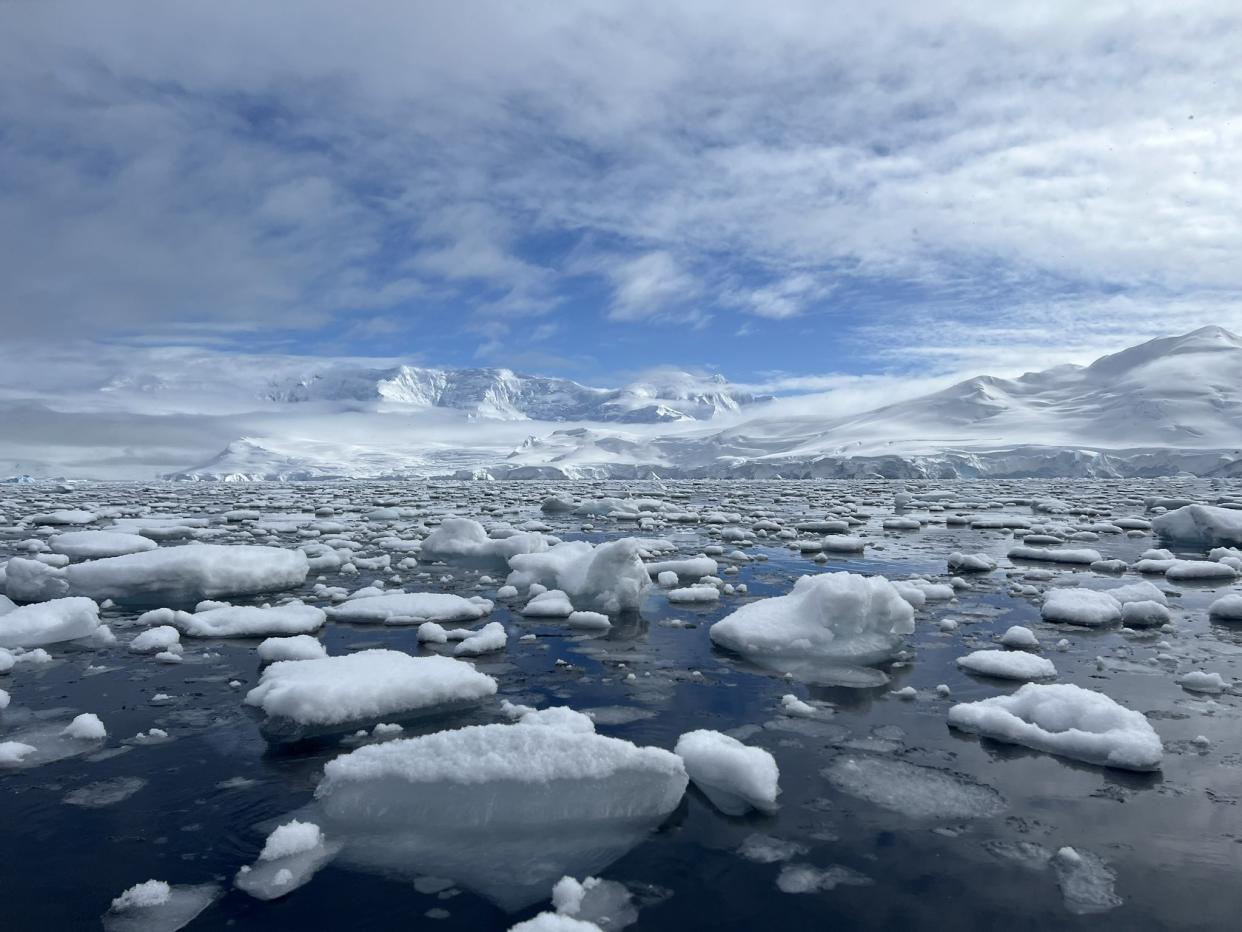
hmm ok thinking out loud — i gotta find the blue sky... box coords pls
[3,1,1242,393]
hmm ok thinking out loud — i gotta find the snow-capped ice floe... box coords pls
[1208,594,1242,620]
[244,650,497,740]
[666,586,720,604]
[50,531,157,560]
[420,518,548,567]
[309,713,687,910]
[0,596,100,648]
[675,729,779,814]
[1040,589,1123,627]
[821,755,1006,819]
[138,601,325,638]
[102,879,220,932]
[956,649,1057,681]
[129,625,180,654]
[1008,546,1102,565]
[325,592,493,625]
[452,621,507,656]
[709,572,914,682]
[507,539,651,613]
[235,820,342,900]
[1152,504,1242,547]
[948,552,997,572]
[257,635,327,662]
[948,683,1163,771]
[999,625,1039,649]
[1164,559,1238,581]
[5,545,308,606]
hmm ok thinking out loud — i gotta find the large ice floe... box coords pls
[0,597,100,648]
[244,650,497,740]
[325,591,493,625]
[309,709,687,910]
[1152,504,1242,547]
[948,683,1163,771]
[506,539,651,613]
[4,545,308,606]
[709,572,915,685]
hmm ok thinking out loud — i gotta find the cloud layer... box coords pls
[2,1,1241,377]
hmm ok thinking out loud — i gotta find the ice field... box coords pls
[2,478,1241,930]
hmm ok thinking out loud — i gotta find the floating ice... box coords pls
[453,621,508,656]
[956,649,1057,681]
[522,589,575,617]
[326,591,493,625]
[129,626,180,654]
[140,601,325,638]
[999,626,1039,649]
[675,729,779,814]
[1041,589,1122,627]
[551,875,638,929]
[257,635,327,662]
[244,650,496,738]
[236,820,341,901]
[1052,846,1122,914]
[776,863,873,894]
[1208,594,1242,620]
[63,712,106,740]
[822,756,1006,819]
[420,518,548,567]
[1008,546,1102,565]
[0,597,100,648]
[1152,504,1242,547]
[1175,670,1227,693]
[666,586,720,604]
[710,572,915,671]
[313,714,687,910]
[102,880,220,932]
[948,683,1162,771]
[508,539,651,613]
[1164,560,1238,581]
[50,531,157,560]
[5,545,308,606]
[948,552,997,572]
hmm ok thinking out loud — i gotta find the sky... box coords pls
[2,0,1242,396]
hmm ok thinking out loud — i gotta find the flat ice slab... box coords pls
[5,545,308,606]
[245,650,497,738]
[948,683,1163,771]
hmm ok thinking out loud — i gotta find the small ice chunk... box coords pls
[257,635,327,662]
[1175,671,1227,694]
[327,592,493,625]
[675,729,779,814]
[104,880,220,931]
[453,621,508,656]
[523,590,575,617]
[1041,589,1122,627]
[63,712,107,740]
[0,597,100,648]
[822,756,1006,819]
[956,650,1056,681]
[999,626,1039,649]
[130,626,181,654]
[567,611,611,630]
[776,863,873,894]
[1052,846,1122,914]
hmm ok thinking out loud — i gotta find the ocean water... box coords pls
[2,479,1240,930]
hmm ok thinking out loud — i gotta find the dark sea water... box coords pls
[2,479,1241,930]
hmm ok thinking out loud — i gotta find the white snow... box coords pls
[948,683,1163,771]
[62,712,107,740]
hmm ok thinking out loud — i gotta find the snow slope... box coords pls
[471,327,1242,479]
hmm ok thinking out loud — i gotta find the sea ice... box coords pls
[675,729,779,814]
[0,597,100,648]
[956,649,1057,681]
[948,683,1162,771]
[244,650,496,738]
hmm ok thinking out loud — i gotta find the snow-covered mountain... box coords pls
[463,326,1242,479]
[104,360,767,424]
